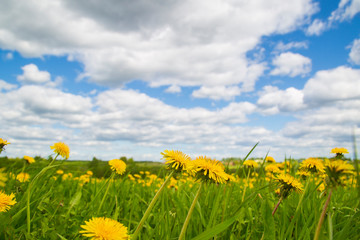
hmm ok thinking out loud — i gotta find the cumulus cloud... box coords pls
[257,86,305,114]
[192,85,241,101]
[329,0,360,22]
[270,52,311,77]
[0,0,317,93]
[17,64,51,84]
[306,19,327,36]
[165,85,181,93]
[303,66,360,105]
[348,38,360,65]
[0,79,17,91]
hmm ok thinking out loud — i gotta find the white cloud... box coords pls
[0,79,17,91]
[5,52,13,60]
[329,0,360,22]
[274,41,308,52]
[257,86,305,114]
[270,52,311,77]
[192,85,241,101]
[0,0,317,95]
[165,85,181,93]
[306,19,327,36]
[17,64,51,84]
[303,66,360,105]
[348,38,360,65]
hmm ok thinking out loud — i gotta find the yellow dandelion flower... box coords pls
[16,172,30,182]
[161,150,194,173]
[0,191,16,212]
[23,155,35,164]
[80,217,129,240]
[299,158,325,174]
[108,159,126,175]
[265,156,276,163]
[56,170,64,175]
[0,138,10,153]
[265,164,281,174]
[86,171,93,176]
[139,171,144,175]
[145,171,150,175]
[331,147,349,154]
[0,168,8,187]
[50,142,70,159]
[194,156,230,184]
[325,159,354,187]
[243,160,258,168]
[275,173,303,198]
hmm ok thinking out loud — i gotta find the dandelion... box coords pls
[243,160,259,168]
[24,155,35,164]
[0,138,10,154]
[16,172,30,182]
[80,217,130,240]
[161,150,194,173]
[194,156,230,184]
[86,171,93,176]
[265,156,276,163]
[324,159,354,187]
[109,159,127,175]
[0,168,7,187]
[0,191,16,212]
[275,173,303,197]
[50,142,70,159]
[272,174,303,216]
[331,147,349,159]
[265,164,281,174]
[299,158,325,174]
[56,170,64,175]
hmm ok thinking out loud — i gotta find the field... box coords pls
[0,142,359,239]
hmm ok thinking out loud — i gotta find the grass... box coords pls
[0,149,359,239]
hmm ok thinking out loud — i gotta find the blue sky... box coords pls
[1,0,360,161]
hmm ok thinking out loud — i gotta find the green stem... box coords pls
[132,170,174,240]
[97,172,115,215]
[314,188,333,240]
[178,182,203,240]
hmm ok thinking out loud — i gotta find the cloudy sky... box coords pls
[1,0,360,161]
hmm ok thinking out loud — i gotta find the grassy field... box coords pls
[0,143,359,239]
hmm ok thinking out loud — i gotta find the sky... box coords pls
[1,0,360,162]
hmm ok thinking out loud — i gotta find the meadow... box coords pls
[0,139,359,240]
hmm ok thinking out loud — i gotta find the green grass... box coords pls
[0,157,359,239]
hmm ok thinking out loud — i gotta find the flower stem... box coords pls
[132,170,174,240]
[272,196,283,216]
[178,182,203,240]
[314,188,333,240]
[97,172,115,215]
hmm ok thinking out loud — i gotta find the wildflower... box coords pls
[161,150,194,173]
[16,172,30,182]
[24,155,35,164]
[0,138,10,153]
[299,158,325,174]
[86,171,93,176]
[265,164,281,174]
[265,156,276,163]
[56,170,64,175]
[194,156,230,184]
[108,159,126,175]
[331,147,349,159]
[275,173,303,198]
[0,191,16,212]
[0,168,7,187]
[324,159,354,187]
[50,142,70,159]
[80,217,130,240]
[243,160,258,168]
